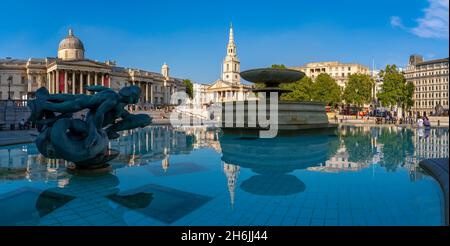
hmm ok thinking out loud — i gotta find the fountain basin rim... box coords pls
[240,68,305,84]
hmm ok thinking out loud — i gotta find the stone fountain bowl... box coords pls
[240,68,305,85]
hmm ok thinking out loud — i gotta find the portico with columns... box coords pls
[46,61,111,94]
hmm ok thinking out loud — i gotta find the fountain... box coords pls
[27,85,151,174]
[219,68,338,137]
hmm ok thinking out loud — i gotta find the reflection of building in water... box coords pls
[162,148,169,173]
[0,145,69,184]
[223,163,240,208]
[404,128,449,182]
[413,128,449,159]
[110,126,194,168]
[182,126,221,153]
[309,143,370,172]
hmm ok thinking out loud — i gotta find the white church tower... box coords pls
[222,23,240,84]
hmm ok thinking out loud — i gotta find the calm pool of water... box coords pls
[0,125,447,226]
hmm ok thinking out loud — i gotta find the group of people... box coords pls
[416,116,431,128]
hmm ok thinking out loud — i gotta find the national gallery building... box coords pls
[0,29,186,106]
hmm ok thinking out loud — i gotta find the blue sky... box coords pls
[0,0,448,83]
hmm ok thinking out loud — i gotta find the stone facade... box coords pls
[0,29,186,106]
[405,55,449,116]
[291,61,370,88]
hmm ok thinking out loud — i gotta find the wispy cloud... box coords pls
[390,16,404,28]
[391,0,449,39]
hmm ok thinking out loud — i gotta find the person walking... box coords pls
[417,117,424,128]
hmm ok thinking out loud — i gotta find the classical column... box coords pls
[145,83,149,103]
[87,72,91,86]
[52,71,55,94]
[79,72,83,94]
[101,74,104,86]
[47,73,51,92]
[72,72,76,94]
[94,72,98,86]
[150,84,154,104]
[64,70,68,93]
[38,75,42,88]
[56,70,60,93]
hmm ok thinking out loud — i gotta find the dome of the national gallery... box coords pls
[58,28,85,60]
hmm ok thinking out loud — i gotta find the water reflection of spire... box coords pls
[223,162,240,208]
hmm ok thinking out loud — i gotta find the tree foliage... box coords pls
[280,76,313,101]
[376,64,414,111]
[271,64,287,69]
[311,73,341,106]
[183,79,194,99]
[343,74,374,107]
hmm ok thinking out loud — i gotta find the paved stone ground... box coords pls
[419,158,449,226]
[0,129,37,146]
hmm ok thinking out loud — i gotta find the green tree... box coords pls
[280,76,313,101]
[343,73,374,107]
[271,64,287,69]
[376,65,414,115]
[311,73,341,107]
[403,81,415,112]
[183,79,193,99]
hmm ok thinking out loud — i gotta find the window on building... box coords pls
[21,76,25,84]
[227,64,229,71]
[342,73,345,77]
[0,91,2,99]
[348,67,351,71]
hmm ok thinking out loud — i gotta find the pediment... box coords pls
[69,60,109,68]
[56,59,110,69]
[208,80,233,90]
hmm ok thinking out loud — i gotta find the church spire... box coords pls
[222,23,240,84]
[228,22,234,44]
